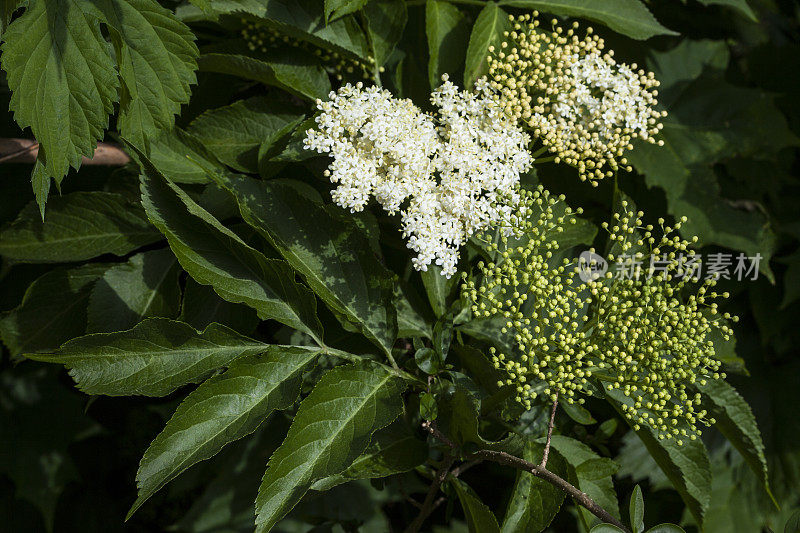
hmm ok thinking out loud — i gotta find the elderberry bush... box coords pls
[0,1,798,533]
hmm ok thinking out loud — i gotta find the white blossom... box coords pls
[304,77,532,278]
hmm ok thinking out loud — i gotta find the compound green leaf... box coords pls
[0,192,161,263]
[87,248,181,333]
[499,0,676,40]
[1,0,117,213]
[255,362,405,532]
[26,318,268,396]
[129,345,322,516]
[212,173,397,359]
[137,148,324,343]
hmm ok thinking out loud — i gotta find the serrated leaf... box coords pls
[26,318,269,397]
[325,0,368,22]
[255,362,405,532]
[0,264,109,356]
[197,50,330,101]
[426,0,470,89]
[550,435,621,524]
[1,0,118,213]
[695,379,774,503]
[96,0,198,147]
[363,0,407,67]
[0,0,22,38]
[129,345,321,516]
[211,173,398,359]
[501,440,566,533]
[606,389,711,525]
[498,0,676,40]
[187,96,305,173]
[136,147,324,343]
[0,192,161,263]
[464,2,510,88]
[87,248,181,333]
[453,479,501,533]
[311,420,428,491]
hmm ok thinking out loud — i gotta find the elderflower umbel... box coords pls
[485,13,666,185]
[462,191,735,442]
[304,77,533,277]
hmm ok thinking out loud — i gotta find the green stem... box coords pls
[533,155,556,164]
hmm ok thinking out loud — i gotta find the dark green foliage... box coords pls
[0,1,798,532]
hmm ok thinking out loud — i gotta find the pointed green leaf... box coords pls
[501,440,566,533]
[0,264,109,356]
[0,0,118,212]
[188,97,305,173]
[148,128,221,184]
[211,173,397,359]
[363,0,408,67]
[695,379,774,503]
[453,479,501,533]
[464,2,510,88]
[197,50,331,101]
[95,0,198,146]
[129,345,321,516]
[87,248,181,333]
[255,362,406,532]
[0,192,161,263]
[630,485,645,533]
[26,318,269,397]
[550,435,621,524]
[498,0,677,40]
[426,0,470,88]
[136,148,324,343]
[311,420,428,491]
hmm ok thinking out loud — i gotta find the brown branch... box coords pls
[0,139,130,165]
[469,449,630,533]
[540,393,558,468]
[403,454,455,533]
[421,419,631,533]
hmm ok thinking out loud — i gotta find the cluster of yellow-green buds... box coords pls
[462,190,736,443]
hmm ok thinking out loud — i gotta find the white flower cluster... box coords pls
[542,52,661,156]
[304,77,533,277]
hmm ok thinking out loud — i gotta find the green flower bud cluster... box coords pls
[462,191,736,443]
[240,19,377,81]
